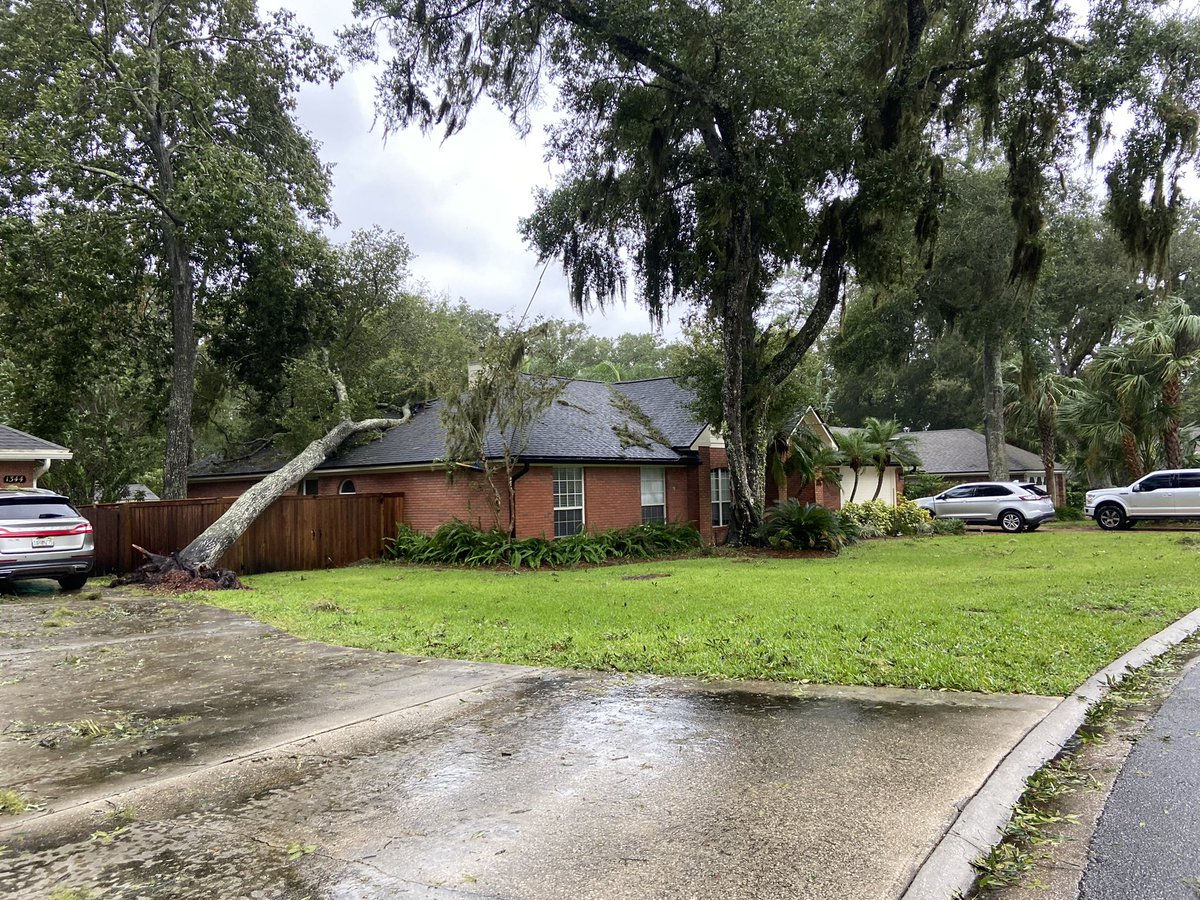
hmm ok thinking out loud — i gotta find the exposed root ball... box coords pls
[110,546,246,593]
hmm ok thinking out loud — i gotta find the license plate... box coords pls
[32,537,54,548]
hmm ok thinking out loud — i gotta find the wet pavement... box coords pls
[0,585,1059,899]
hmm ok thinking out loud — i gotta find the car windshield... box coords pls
[0,500,80,520]
[1019,484,1049,497]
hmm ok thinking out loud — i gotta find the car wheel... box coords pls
[999,510,1025,533]
[1096,504,1126,531]
[58,574,88,591]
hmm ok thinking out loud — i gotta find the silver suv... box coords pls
[0,489,94,590]
[914,482,1057,533]
[1085,469,1200,530]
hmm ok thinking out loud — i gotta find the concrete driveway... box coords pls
[0,585,1058,899]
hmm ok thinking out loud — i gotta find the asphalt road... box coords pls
[1083,656,1200,900]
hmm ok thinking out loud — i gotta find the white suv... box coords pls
[0,489,94,589]
[1085,469,1200,530]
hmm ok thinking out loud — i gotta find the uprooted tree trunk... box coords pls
[115,409,411,591]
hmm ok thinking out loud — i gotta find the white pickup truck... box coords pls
[1085,469,1200,530]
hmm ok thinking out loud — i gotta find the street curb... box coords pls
[899,606,1200,900]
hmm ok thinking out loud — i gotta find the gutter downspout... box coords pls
[31,458,51,488]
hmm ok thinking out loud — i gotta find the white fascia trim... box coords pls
[689,424,726,450]
[0,450,72,461]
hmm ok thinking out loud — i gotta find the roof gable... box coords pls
[0,424,71,458]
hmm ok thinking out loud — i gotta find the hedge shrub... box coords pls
[383,520,703,569]
[840,498,933,536]
[756,500,858,552]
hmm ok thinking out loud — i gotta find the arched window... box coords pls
[339,479,356,495]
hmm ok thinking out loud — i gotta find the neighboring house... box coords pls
[826,425,905,506]
[94,483,161,503]
[189,377,738,544]
[0,424,72,489]
[906,428,1067,505]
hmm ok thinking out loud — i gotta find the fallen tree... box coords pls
[114,408,411,591]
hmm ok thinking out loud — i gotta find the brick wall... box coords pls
[1,460,42,489]
[189,460,728,542]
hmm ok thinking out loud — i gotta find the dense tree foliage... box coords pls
[0,0,337,496]
[352,0,1200,541]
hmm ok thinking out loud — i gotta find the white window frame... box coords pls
[640,466,666,524]
[552,466,585,538]
[711,467,731,527]
[339,479,357,495]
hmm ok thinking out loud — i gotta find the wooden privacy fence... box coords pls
[78,493,405,575]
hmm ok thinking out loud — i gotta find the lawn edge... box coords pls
[897,605,1200,900]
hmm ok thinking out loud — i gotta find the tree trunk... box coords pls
[849,467,860,503]
[161,220,196,499]
[871,464,885,501]
[982,328,1009,481]
[1037,409,1057,505]
[1162,376,1183,469]
[1121,429,1145,481]
[178,411,410,571]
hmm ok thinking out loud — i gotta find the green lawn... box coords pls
[198,531,1200,696]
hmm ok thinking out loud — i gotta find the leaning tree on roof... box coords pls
[121,381,411,589]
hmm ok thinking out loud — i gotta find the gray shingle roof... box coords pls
[0,424,70,456]
[190,376,705,480]
[905,428,1058,475]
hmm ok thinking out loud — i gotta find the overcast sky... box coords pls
[265,0,674,340]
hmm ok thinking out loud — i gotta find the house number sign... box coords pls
[3,475,27,484]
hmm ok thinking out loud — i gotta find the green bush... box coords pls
[1055,505,1085,521]
[839,500,894,533]
[891,498,934,535]
[931,517,966,535]
[383,520,702,569]
[840,498,933,536]
[902,473,949,500]
[756,500,857,552]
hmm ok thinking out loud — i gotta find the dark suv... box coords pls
[0,489,94,590]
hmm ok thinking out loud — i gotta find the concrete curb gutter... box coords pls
[900,607,1200,900]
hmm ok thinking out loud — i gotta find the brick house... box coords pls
[190,377,744,544]
[0,424,73,489]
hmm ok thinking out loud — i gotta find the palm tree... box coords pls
[1006,352,1080,503]
[860,417,921,501]
[1122,298,1200,468]
[767,428,843,500]
[833,430,878,503]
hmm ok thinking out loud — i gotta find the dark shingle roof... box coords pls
[190,376,705,480]
[0,424,70,456]
[906,428,1058,475]
[613,378,706,449]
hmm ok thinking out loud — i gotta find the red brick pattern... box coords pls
[190,448,746,545]
[0,461,42,489]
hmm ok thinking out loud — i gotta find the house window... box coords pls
[711,468,732,527]
[553,467,584,538]
[339,479,356,495]
[641,467,666,524]
[300,478,319,496]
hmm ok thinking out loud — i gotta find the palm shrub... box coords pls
[757,500,856,552]
[931,517,966,535]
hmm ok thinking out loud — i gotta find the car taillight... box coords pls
[71,522,94,535]
[1018,494,1043,501]
[0,526,15,537]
